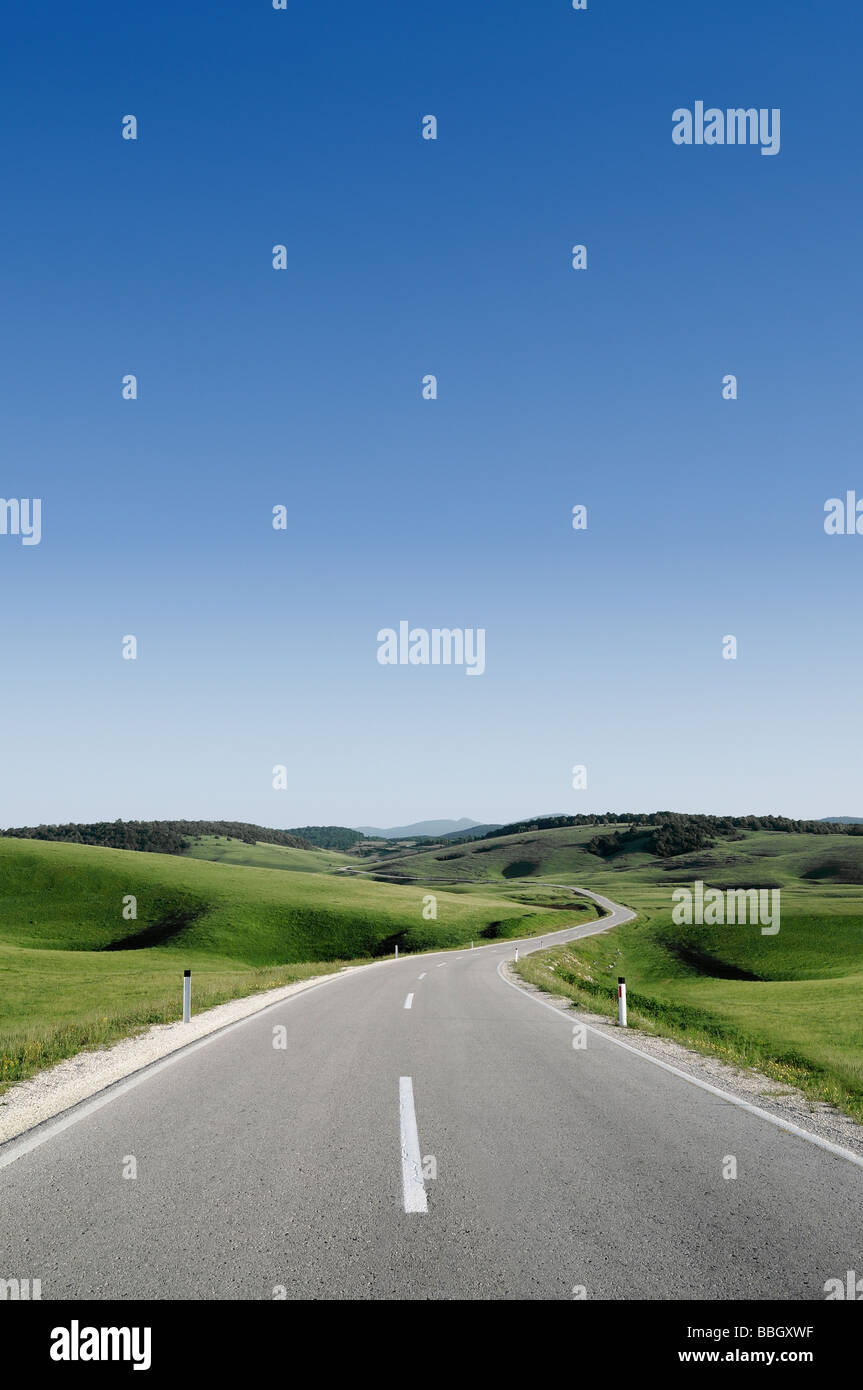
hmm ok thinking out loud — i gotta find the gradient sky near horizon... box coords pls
[2,0,861,830]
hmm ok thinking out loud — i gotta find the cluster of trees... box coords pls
[458,810,863,861]
[286,826,368,851]
[474,810,862,850]
[1,820,316,855]
[586,811,863,861]
[588,820,713,860]
[479,813,646,841]
[651,812,863,837]
[6,811,858,863]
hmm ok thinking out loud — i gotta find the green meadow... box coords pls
[369,824,863,1122]
[4,820,863,1123]
[183,834,355,874]
[370,823,606,884]
[515,884,863,1121]
[0,837,582,1092]
[374,822,863,891]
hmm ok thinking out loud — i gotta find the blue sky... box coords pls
[2,0,861,829]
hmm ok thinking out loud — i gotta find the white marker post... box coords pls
[618,976,627,1027]
[183,969,191,1024]
[395,944,399,960]
[515,947,519,963]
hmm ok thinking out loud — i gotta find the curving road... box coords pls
[0,890,861,1300]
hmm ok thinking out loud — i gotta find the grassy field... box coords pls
[5,820,863,1122]
[0,837,586,1092]
[363,823,863,1121]
[364,823,606,883]
[371,823,863,890]
[515,884,863,1121]
[183,834,355,874]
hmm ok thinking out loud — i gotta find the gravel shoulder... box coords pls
[503,959,863,1160]
[0,964,370,1146]
[6,910,860,1166]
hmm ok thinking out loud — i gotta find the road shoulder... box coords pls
[501,958,863,1161]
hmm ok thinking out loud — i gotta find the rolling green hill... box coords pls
[5,817,863,1124]
[517,882,863,1120]
[0,837,584,1091]
[183,835,355,874]
[363,822,863,1120]
[372,822,863,889]
[366,823,651,883]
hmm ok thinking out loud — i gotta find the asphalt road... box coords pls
[1,890,861,1300]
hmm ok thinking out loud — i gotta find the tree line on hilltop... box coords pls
[0,820,368,856]
[468,811,862,860]
[3,812,856,862]
[287,826,368,850]
[586,812,863,860]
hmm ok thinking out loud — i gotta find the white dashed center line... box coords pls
[399,1077,428,1214]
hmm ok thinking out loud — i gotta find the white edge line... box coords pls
[0,1028,248,1172]
[418,972,427,979]
[496,957,863,1172]
[399,1076,428,1213]
[0,886,618,1172]
[404,993,414,1009]
[0,961,396,1172]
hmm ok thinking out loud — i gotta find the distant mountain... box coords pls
[356,818,500,840]
[821,817,863,824]
[439,823,503,841]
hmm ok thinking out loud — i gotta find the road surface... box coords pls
[1,890,860,1300]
